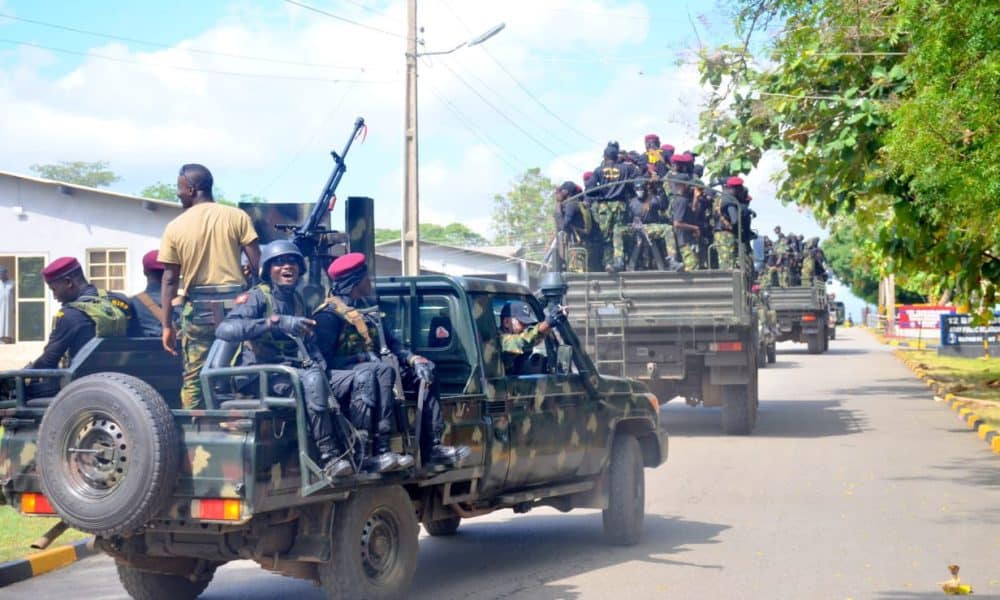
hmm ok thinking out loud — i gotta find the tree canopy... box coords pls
[374,223,488,247]
[490,168,556,259]
[30,160,120,188]
[698,0,999,317]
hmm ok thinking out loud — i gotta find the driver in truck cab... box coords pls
[499,300,566,375]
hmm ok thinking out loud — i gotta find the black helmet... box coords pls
[260,240,305,282]
[500,300,538,325]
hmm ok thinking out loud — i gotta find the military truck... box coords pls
[828,300,846,340]
[0,273,667,600]
[560,265,759,435]
[768,282,830,353]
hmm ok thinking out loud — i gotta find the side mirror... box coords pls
[556,345,574,374]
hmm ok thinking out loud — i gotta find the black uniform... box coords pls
[32,284,131,369]
[215,284,352,468]
[314,298,447,461]
[127,281,175,337]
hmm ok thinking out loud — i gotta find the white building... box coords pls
[374,240,542,287]
[0,171,182,343]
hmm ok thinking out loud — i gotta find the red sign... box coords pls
[896,304,953,329]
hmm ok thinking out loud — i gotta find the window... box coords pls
[87,248,127,292]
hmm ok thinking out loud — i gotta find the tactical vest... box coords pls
[66,289,128,338]
[566,200,594,241]
[251,283,307,362]
[313,296,375,358]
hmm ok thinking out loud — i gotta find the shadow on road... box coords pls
[832,376,930,401]
[409,512,729,600]
[661,400,868,438]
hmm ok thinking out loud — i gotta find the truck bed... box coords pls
[768,283,827,312]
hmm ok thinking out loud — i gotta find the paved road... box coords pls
[6,329,999,599]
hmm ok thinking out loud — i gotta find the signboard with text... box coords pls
[940,314,1000,346]
[897,304,953,330]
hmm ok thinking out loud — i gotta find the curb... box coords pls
[894,350,1000,456]
[0,537,99,588]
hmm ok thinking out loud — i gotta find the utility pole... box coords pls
[401,11,504,275]
[402,0,420,276]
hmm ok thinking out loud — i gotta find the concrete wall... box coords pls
[0,175,182,339]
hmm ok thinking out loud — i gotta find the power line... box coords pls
[437,61,565,161]
[338,0,402,22]
[439,1,597,146]
[0,38,397,84]
[282,0,406,39]
[424,83,526,173]
[0,12,371,70]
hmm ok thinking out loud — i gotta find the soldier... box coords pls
[612,185,680,272]
[774,231,791,287]
[128,250,171,337]
[713,177,744,270]
[586,143,642,271]
[29,257,131,369]
[159,163,261,409]
[660,143,675,164]
[553,181,602,273]
[215,241,355,480]
[801,237,828,284]
[314,253,467,469]
[668,172,701,271]
[640,134,669,179]
[760,236,778,288]
[499,300,565,375]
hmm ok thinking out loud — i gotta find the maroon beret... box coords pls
[582,171,593,181]
[42,257,82,282]
[660,144,675,153]
[142,250,164,272]
[644,133,659,141]
[327,252,367,280]
[726,176,744,187]
[671,153,693,164]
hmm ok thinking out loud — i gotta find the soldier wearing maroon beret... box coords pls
[314,253,468,469]
[128,250,174,338]
[30,257,131,369]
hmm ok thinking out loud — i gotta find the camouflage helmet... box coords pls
[500,300,538,325]
[259,240,305,282]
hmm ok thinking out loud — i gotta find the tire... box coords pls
[829,326,836,340]
[423,515,461,537]
[116,561,215,600]
[319,485,419,600]
[721,351,758,435]
[602,435,644,546]
[807,330,822,354]
[766,344,777,364]
[37,373,178,537]
[757,342,768,369]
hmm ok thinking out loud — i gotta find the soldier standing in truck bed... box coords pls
[158,163,261,409]
[668,172,701,271]
[586,143,641,271]
[553,181,602,273]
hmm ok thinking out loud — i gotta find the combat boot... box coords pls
[605,258,625,274]
[428,443,470,467]
[309,411,355,480]
[363,438,406,473]
[321,454,354,479]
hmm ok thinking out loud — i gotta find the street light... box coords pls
[402,1,504,275]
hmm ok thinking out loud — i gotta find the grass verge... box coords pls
[902,349,1000,429]
[0,507,90,563]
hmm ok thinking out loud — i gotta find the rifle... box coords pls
[628,220,668,271]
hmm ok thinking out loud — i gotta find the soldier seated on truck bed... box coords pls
[215,241,355,480]
[314,253,468,469]
[499,300,565,375]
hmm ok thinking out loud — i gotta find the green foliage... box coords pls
[491,168,556,259]
[823,220,925,304]
[699,0,999,312]
[374,223,488,247]
[139,181,177,202]
[30,160,120,188]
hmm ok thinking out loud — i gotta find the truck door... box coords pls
[494,295,590,488]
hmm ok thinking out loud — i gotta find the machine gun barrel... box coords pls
[294,117,367,247]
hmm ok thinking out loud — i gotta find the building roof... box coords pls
[0,170,183,210]
[374,239,541,266]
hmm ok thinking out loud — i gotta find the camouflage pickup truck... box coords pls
[0,273,667,600]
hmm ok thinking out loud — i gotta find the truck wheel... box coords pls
[766,344,776,364]
[116,561,215,600]
[829,326,836,340]
[320,485,419,600]
[757,342,768,369]
[38,373,178,537]
[807,330,823,354]
[423,515,461,537]
[721,352,757,435]
[602,435,644,546]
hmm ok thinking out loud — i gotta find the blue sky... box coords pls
[0,0,868,316]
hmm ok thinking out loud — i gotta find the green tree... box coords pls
[30,160,120,188]
[491,168,555,259]
[697,0,999,314]
[822,221,925,304]
[373,223,488,247]
[139,181,177,202]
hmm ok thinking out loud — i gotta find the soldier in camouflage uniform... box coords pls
[773,229,791,287]
[499,300,565,375]
[314,253,467,469]
[668,172,702,271]
[553,181,602,273]
[215,241,355,480]
[611,188,681,271]
[713,177,747,270]
[586,143,642,271]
